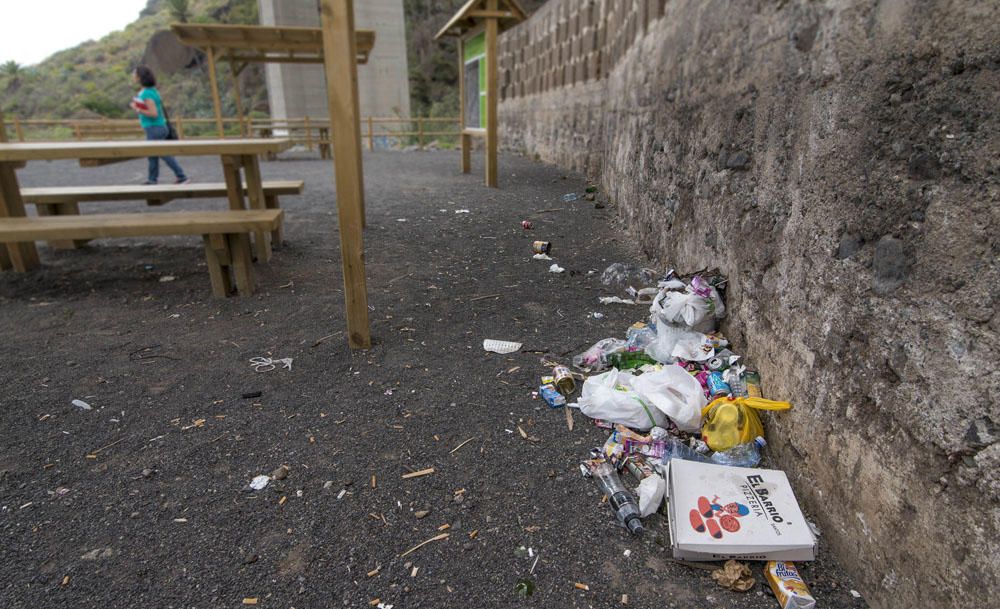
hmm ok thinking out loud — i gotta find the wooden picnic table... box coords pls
[0,138,292,271]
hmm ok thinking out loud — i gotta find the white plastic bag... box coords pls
[651,290,710,327]
[631,365,707,431]
[577,369,667,431]
[637,473,666,517]
[644,319,715,363]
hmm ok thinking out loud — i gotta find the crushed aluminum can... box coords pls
[532,241,551,255]
[553,365,576,396]
[522,220,533,230]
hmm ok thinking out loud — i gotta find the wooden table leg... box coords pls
[221,155,245,211]
[35,202,80,250]
[264,194,283,247]
[227,233,255,296]
[241,154,272,262]
[0,161,40,271]
[203,234,233,298]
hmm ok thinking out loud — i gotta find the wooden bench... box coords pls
[0,210,283,297]
[21,180,303,249]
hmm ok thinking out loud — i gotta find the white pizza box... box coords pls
[667,459,816,561]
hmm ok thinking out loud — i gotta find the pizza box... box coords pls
[667,459,816,561]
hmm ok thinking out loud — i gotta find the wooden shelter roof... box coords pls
[434,0,528,40]
[171,23,375,65]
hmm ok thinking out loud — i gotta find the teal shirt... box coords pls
[137,87,166,128]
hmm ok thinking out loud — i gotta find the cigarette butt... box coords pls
[242,599,258,606]
[309,436,316,444]
[367,567,380,578]
[622,593,629,604]
[402,467,435,479]
[575,582,590,591]
[411,566,419,577]
[468,529,479,539]
[517,425,528,439]
[369,599,380,606]
[61,575,70,586]
[438,523,450,531]
[279,496,287,505]
[371,474,376,488]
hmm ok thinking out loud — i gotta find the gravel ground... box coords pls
[0,150,868,609]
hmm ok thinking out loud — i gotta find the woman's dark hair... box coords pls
[134,65,156,88]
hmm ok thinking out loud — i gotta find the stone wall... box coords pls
[498,2,1000,608]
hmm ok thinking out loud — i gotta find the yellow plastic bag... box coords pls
[700,396,791,451]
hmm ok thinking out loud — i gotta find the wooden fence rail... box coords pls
[1,116,461,153]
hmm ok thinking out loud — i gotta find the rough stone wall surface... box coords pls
[498,2,1000,609]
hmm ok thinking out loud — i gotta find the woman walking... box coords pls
[130,66,189,185]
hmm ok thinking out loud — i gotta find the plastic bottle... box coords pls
[591,461,644,535]
[710,436,766,468]
[660,438,710,464]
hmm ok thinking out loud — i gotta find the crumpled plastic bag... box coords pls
[577,369,667,431]
[649,277,726,332]
[711,560,755,592]
[637,473,666,517]
[644,320,715,363]
[572,338,626,372]
[630,365,707,431]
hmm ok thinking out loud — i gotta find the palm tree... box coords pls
[166,0,192,23]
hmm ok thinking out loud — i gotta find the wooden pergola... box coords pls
[173,5,372,348]
[171,22,375,139]
[435,0,527,188]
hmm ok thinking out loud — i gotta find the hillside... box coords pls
[0,0,548,122]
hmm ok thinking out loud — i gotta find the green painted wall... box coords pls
[464,31,487,128]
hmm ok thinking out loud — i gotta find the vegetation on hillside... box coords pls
[0,0,547,123]
[0,0,264,124]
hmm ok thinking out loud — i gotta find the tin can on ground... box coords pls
[707,357,727,371]
[553,365,576,396]
[522,220,533,230]
[706,371,731,397]
[532,241,551,255]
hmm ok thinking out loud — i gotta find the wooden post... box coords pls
[206,47,225,137]
[485,0,499,188]
[0,162,40,272]
[320,0,371,349]
[176,117,185,139]
[0,110,7,143]
[418,117,425,149]
[458,37,470,173]
[305,116,313,151]
[367,116,374,151]
[14,118,24,142]
[230,61,246,137]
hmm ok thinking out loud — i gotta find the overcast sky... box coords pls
[0,0,148,66]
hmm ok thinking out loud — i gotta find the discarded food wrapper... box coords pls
[591,312,605,319]
[249,357,293,372]
[249,475,270,490]
[539,384,568,408]
[712,559,755,592]
[532,253,553,260]
[549,264,565,273]
[637,473,666,517]
[599,296,635,305]
[766,561,816,609]
[72,399,92,411]
[667,460,816,561]
[483,339,522,354]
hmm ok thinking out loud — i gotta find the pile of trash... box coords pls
[534,267,818,607]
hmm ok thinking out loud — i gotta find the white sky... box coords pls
[0,0,148,66]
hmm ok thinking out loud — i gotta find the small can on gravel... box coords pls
[522,220,533,230]
[706,371,731,397]
[532,241,551,255]
[553,365,576,396]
